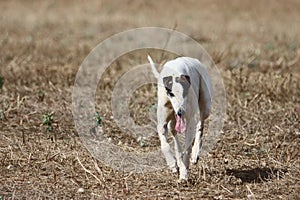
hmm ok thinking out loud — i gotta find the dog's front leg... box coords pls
[158,122,177,172]
[173,134,188,181]
[174,136,192,181]
[177,117,197,181]
[180,134,193,181]
[157,108,177,173]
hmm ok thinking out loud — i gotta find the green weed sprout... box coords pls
[43,112,54,132]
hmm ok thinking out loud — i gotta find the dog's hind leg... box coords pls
[191,75,211,164]
[191,120,204,164]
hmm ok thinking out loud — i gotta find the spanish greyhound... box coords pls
[148,55,213,181]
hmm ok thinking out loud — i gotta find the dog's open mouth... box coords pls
[175,115,186,133]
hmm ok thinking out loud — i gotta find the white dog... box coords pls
[148,55,213,181]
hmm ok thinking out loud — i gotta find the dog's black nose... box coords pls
[177,109,184,117]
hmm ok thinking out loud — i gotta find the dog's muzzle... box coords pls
[175,108,186,133]
[177,108,184,117]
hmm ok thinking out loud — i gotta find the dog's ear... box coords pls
[163,76,173,91]
[181,75,191,85]
[176,75,191,86]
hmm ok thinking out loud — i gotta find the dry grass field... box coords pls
[0,0,299,199]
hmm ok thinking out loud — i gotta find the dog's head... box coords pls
[163,75,191,133]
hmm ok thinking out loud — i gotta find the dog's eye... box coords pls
[165,88,175,97]
[168,92,175,97]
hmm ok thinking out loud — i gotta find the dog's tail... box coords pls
[147,55,159,79]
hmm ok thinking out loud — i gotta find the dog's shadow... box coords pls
[226,167,286,183]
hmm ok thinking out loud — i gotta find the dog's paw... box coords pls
[179,169,188,182]
[190,153,199,165]
[190,156,199,165]
[171,168,178,173]
[177,177,189,185]
[170,165,179,173]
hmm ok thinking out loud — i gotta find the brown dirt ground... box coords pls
[0,0,300,199]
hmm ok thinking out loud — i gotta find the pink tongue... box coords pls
[175,115,186,133]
